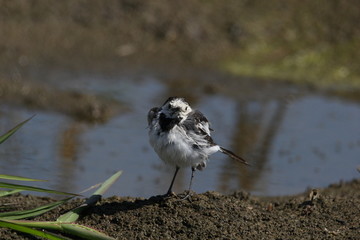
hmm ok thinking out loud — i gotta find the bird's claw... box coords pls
[162,191,177,199]
[178,191,193,202]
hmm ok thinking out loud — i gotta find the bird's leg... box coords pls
[181,167,196,200]
[188,167,195,194]
[165,166,180,196]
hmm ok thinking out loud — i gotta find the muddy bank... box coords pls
[1,179,359,239]
[0,79,125,122]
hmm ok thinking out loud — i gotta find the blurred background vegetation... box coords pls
[0,0,359,90]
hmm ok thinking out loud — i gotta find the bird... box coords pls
[147,97,249,197]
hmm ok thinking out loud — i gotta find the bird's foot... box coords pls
[178,190,193,202]
[162,191,177,199]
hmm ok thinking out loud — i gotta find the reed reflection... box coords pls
[218,100,287,193]
[55,121,84,193]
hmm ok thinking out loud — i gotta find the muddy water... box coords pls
[0,70,359,198]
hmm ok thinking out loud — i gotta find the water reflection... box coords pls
[0,75,359,198]
[55,121,84,193]
[217,100,287,193]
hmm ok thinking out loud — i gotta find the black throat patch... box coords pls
[159,113,180,131]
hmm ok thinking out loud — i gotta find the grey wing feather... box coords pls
[183,110,216,145]
[183,110,211,135]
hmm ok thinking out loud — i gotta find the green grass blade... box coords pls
[56,201,89,223]
[0,189,22,197]
[0,174,45,182]
[61,223,115,240]
[57,170,122,223]
[0,182,79,196]
[0,197,73,220]
[0,219,63,231]
[0,220,69,240]
[2,220,115,240]
[0,115,34,144]
[93,170,123,196]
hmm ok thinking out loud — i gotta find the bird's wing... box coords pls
[194,111,212,136]
[183,110,216,145]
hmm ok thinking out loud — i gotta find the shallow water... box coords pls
[1,71,359,198]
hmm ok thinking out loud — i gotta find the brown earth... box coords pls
[1,179,359,239]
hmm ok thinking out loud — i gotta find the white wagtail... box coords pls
[148,97,249,196]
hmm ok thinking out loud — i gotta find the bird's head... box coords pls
[161,97,192,120]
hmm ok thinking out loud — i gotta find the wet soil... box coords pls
[1,179,359,239]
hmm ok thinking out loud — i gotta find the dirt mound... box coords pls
[1,179,359,239]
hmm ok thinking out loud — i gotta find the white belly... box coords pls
[149,125,219,169]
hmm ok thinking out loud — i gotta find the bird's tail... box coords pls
[219,147,250,166]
